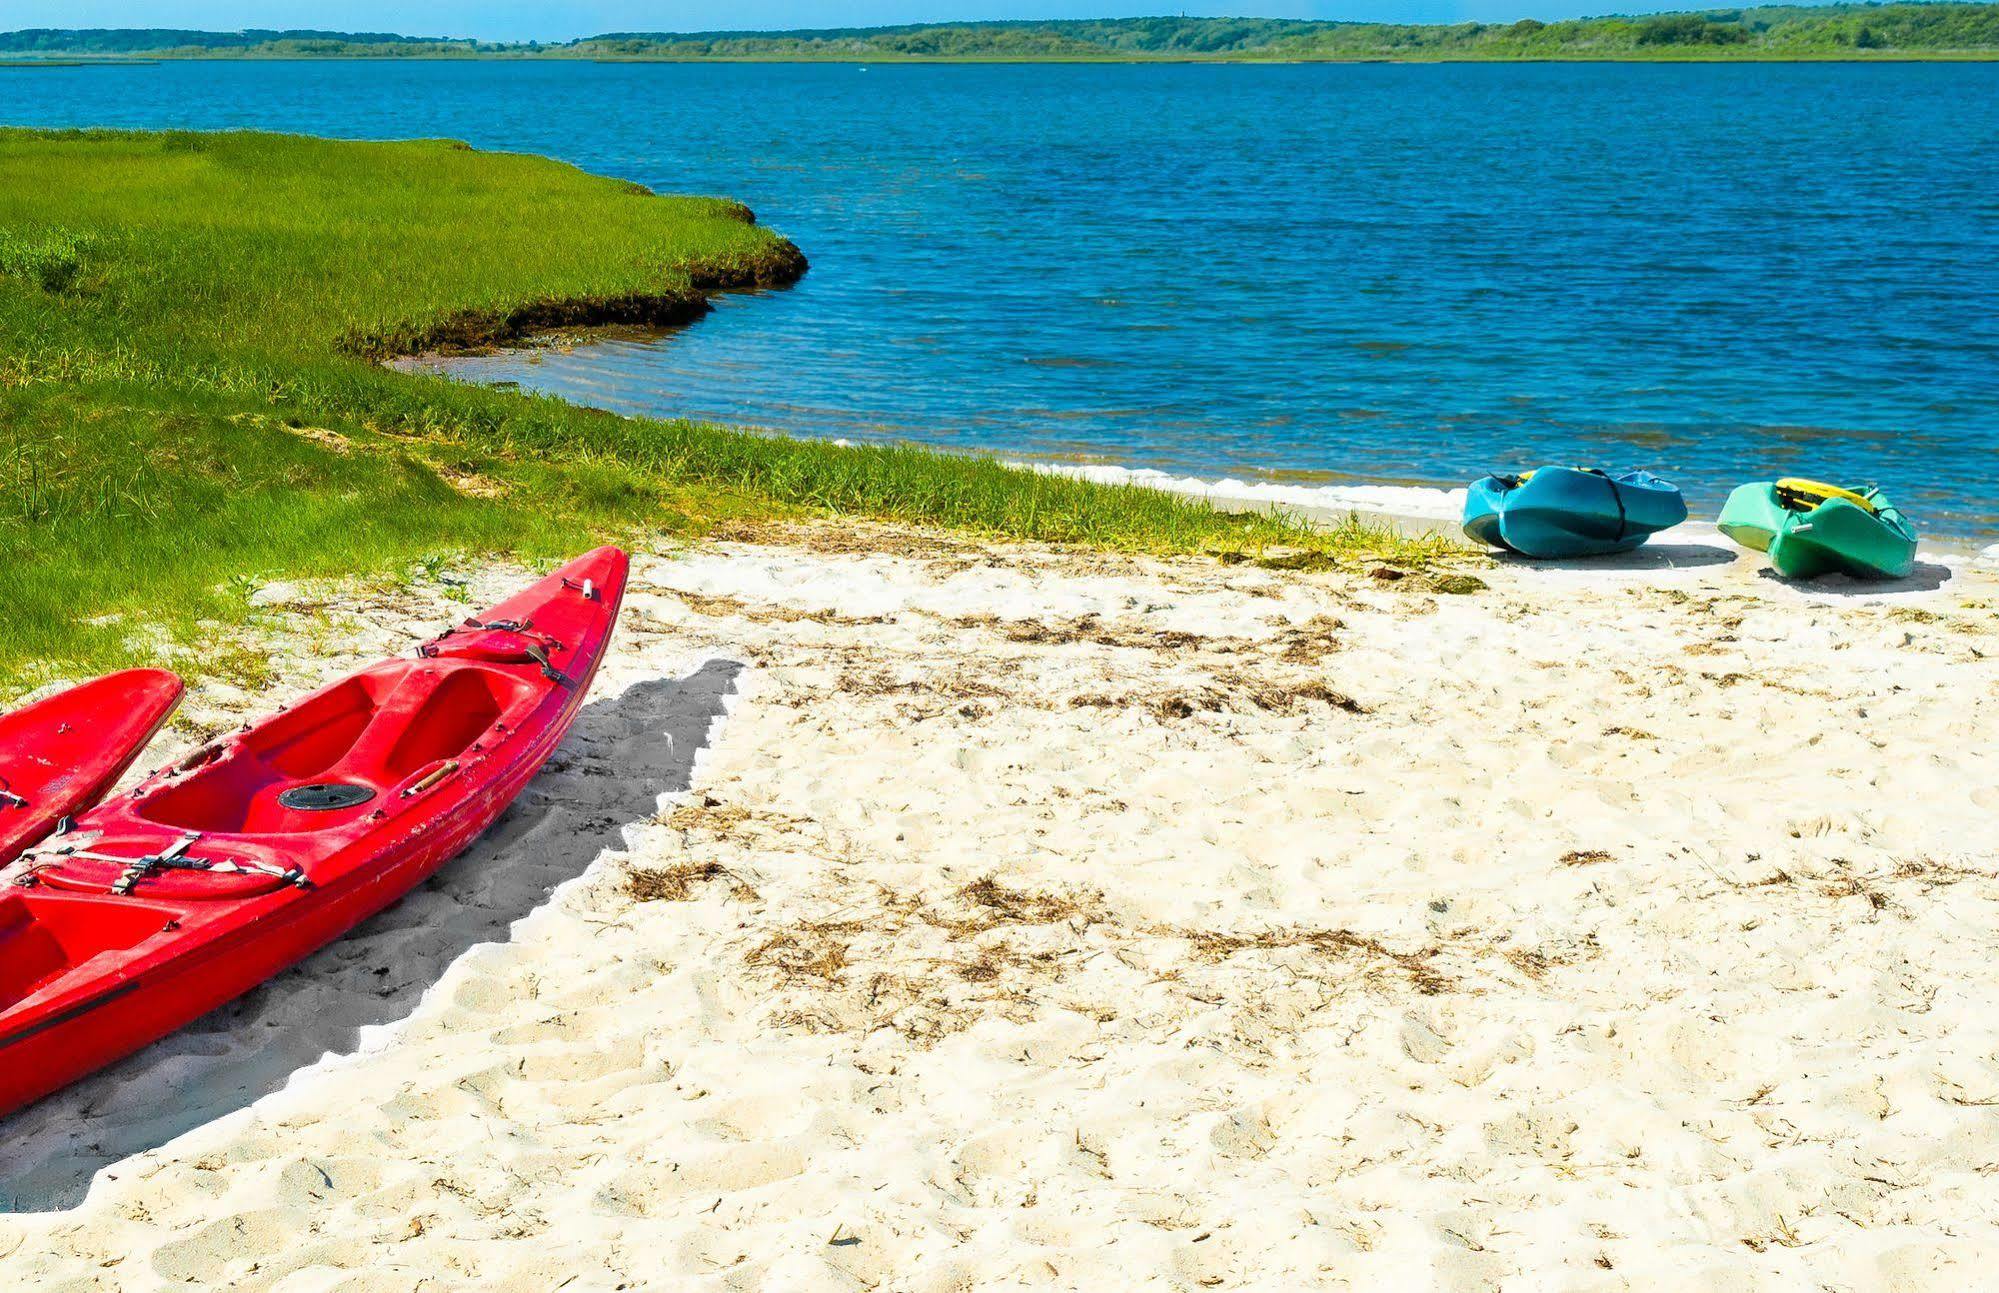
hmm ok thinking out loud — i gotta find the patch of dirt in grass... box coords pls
[227,411,353,455]
[435,465,507,499]
[286,425,354,454]
[204,640,277,692]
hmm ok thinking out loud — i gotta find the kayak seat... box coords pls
[135,662,535,836]
[1775,477,1878,515]
[332,664,527,786]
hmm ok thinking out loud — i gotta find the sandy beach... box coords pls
[4,521,1998,1290]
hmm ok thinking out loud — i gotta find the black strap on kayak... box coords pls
[422,616,568,683]
[0,778,25,810]
[418,616,532,654]
[1598,472,1631,541]
[523,643,573,688]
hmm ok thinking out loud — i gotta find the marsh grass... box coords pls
[0,227,91,293]
[1,128,1445,694]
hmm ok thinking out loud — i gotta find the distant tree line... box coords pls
[0,28,510,56]
[5,5,1998,60]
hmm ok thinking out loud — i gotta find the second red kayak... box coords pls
[0,547,628,1116]
[0,669,185,868]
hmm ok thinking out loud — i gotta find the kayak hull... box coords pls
[1717,482,1917,581]
[0,670,184,867]
[0,548,627,1117]
[1462,467,1686,559]
[0,723,563,1109]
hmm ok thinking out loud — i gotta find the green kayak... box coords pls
[1717,478,1918,581]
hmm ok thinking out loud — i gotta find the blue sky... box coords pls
[9,2,1747,42]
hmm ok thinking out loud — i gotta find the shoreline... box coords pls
[399,333,1999,573]
[398,307,1999,570]
[1007,460,1999,569]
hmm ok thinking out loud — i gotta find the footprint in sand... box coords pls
[149,1209,305,1284]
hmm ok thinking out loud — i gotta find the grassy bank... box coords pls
[0,129,1436,696]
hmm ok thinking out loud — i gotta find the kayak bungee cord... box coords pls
[18,831,310,895]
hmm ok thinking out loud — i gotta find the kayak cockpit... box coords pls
[135,661,537,837]
[9,659,543,902]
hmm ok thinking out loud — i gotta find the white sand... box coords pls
[5,525,1999,1290]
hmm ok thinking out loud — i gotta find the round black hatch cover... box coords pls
[278,783,376,812]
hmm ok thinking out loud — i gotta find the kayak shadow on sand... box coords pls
[0,656,744,1213]
[1490,541,1739,572]
[1754,560,1954,595]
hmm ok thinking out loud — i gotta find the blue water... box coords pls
[6,60,1998,536]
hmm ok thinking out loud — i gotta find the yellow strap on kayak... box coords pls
[1775,477,1877,515]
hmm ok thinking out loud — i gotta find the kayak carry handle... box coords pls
[173,744,225,775]
[401,761,460,799]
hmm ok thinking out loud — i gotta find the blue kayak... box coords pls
[1462,468,1688,558]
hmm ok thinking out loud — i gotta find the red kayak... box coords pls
[0,547,627,1116]
[0,670,184,868]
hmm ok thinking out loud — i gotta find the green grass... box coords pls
[0,128,1446,697]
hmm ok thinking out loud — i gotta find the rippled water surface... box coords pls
[6,61,1997,534]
